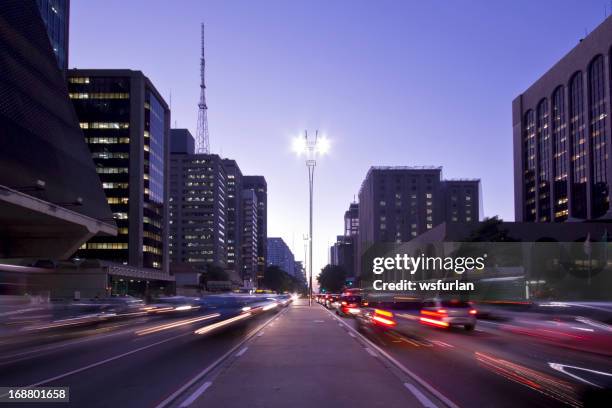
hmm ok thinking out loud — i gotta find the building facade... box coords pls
[36,0,70,71]
[222,159,243,278]
[0,1,115,262]
[170,128,195,155]
[267,237,295,275]
[513,16,612,222]
[357,166,481,276]
[168,153,228,272]
[243,176,267,283]
[68,69,170,274]
[241,189,258,287]
[344,202,359,236]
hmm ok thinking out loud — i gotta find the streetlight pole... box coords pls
[293,130,330,306]
[307,148,315,306]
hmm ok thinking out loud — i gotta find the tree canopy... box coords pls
[263,265,307,294]
[317,264,347,293]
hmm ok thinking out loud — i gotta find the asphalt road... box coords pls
[0,309,281,408]
[337,308,612,408]
[2,303,611,408]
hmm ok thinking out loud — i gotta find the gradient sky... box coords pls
[71,0,611,276]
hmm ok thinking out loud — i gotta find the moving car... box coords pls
[336,294,362,316]
[355,307,398,332]
[419,298,477,330]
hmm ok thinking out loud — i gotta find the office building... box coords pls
[222,159,243,278]
[330,235,355,276]
[357,166,481,275]
[243,176,267,283]
[0,0,115,262]
[330,202,359,277]
[0,1,122,298]
[344,202,359,236]
[169,153,228,273]
[67,69,170,274]
[170,128,195,155]
[241,189,258,288]
[36,0,70,71]
[513,15,612,222]
[267,237,295,275]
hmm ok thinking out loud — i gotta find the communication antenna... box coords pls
[196,23,210,153]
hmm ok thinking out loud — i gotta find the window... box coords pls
[589,55,608,218]
[569,72,587,219]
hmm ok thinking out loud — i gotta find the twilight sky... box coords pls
[71,0,611,275]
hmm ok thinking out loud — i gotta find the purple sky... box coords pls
[71,0,611,275]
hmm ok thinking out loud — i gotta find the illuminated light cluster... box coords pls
[136,313,219,336]
[194,313,251,335]
[419,316,450,328]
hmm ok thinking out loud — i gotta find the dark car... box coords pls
[336,295,362,316]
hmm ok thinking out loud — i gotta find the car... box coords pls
[336,294,362,316]
[326,294,340,309]
[355,307,398,332]
[419,298,477,330]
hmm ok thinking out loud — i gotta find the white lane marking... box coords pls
[154,308,288,408]
[325,307,460,408]
[338,323,343,327]
[235,347,248,357]
[404,383,438,408]
[25,332,189,387]
[313,320,324,323]
[548,362,612,388]
[348,331,356,338]
[432,340,454,348]
[365,347,377,357]
[257,331,264,337]
[179,381,212,407]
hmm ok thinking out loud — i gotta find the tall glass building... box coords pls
[513,15,612,222]
[36,0,69,71]
[67,69,170,273]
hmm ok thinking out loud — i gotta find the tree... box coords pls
[317,264,347,293]
[262,265,307,293]
[465,216,519,242]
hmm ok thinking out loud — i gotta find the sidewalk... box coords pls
[191,299,427,408]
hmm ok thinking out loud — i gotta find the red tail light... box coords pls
[341,301,347,306]
[437,309,447,314]
[469,309,477,315]
[420,316,449,328]
[372,309,396,327]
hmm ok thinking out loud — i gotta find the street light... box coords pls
[293,130,330,306]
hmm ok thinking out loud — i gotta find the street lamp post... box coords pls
[293,130,330,306]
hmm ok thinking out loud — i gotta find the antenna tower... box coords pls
[196,23,210,153]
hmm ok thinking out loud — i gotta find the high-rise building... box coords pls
[243,176,267,283]
[36,0,70,71]
[267,237,295,275]
[513,16,612,223]
[222,159,243,278]
[330,235,355,276]
[241,189,258,288]
[0,1,115,261]
[168,153,228,273]
[344,202,359,236]
[67,69,170,274]
[170,128,195,155]
[357,166,481,275]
